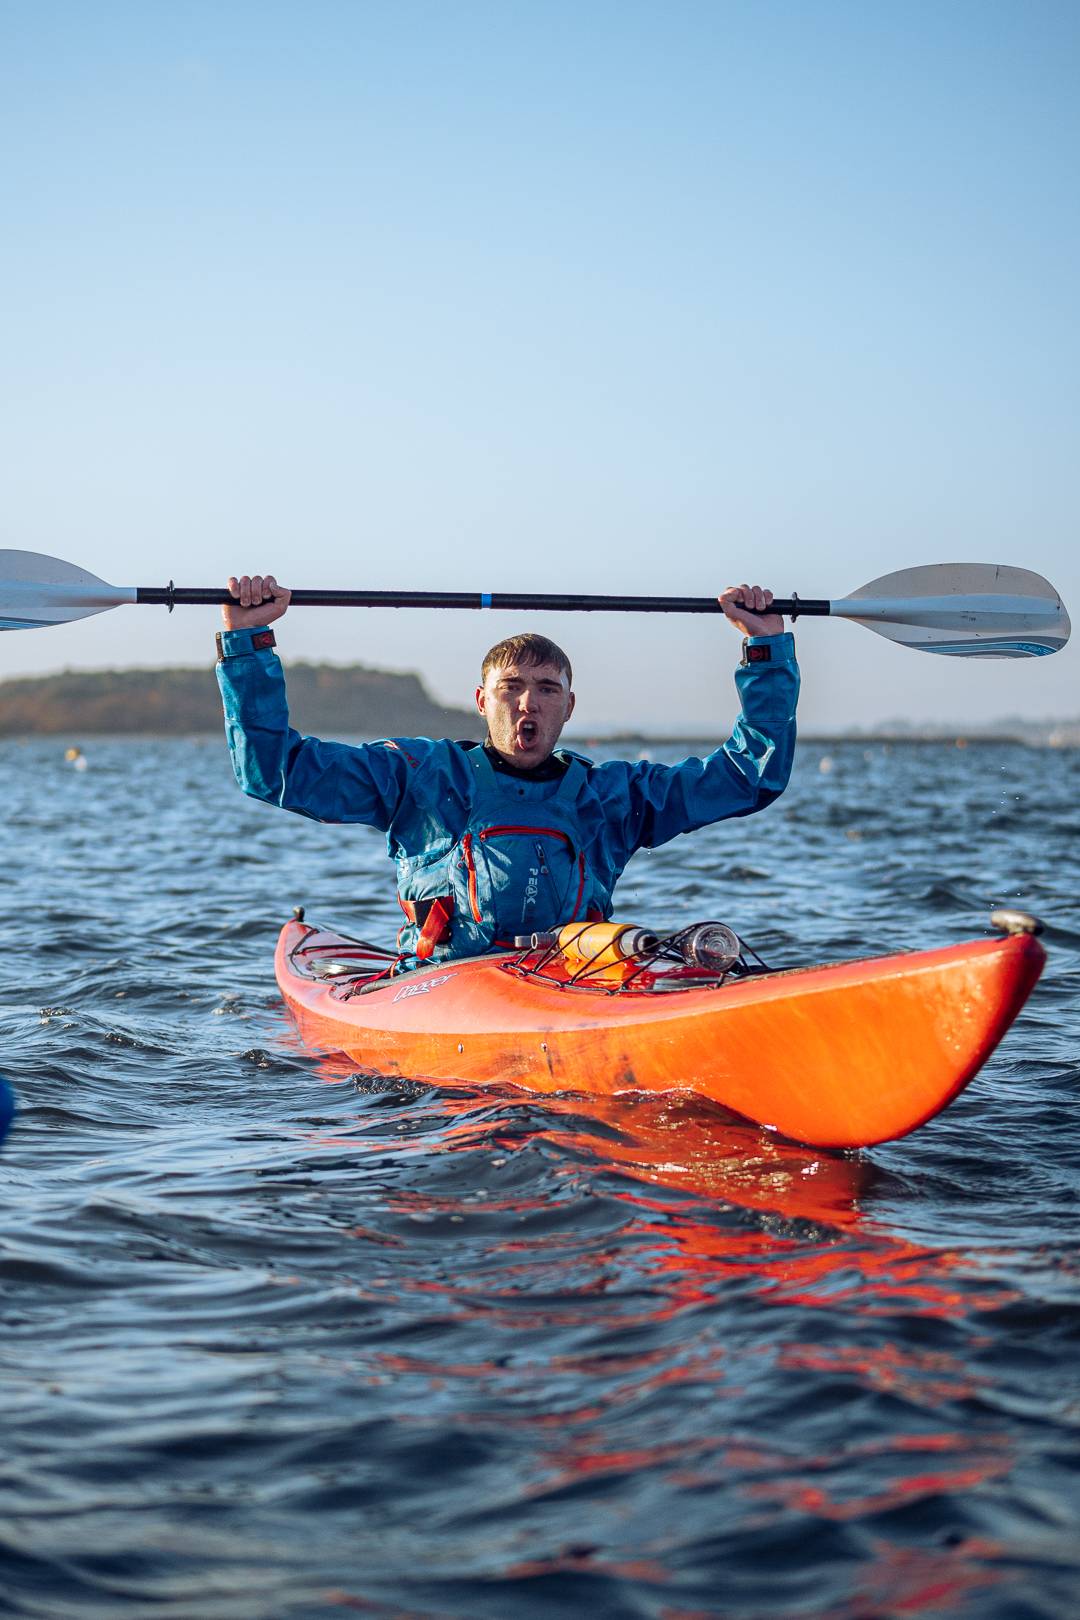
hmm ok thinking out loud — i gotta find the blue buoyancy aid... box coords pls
[396,749,612,959]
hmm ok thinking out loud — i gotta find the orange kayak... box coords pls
[274,915,1045,1149]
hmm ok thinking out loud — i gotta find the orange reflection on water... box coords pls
[293,1044,1019,1323]
[814,1537,1007,1619]
[745,1444,1012,1523]
[779,1342,984,1408]
[285,1042,1024,1617]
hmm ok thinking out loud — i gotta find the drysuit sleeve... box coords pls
[597,632,800,855]
[215,628,425,830]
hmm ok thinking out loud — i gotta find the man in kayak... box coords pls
[216,576,799,962]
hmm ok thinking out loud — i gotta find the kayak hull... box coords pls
[274,920,1045,1149]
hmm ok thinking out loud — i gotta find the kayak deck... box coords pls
[274,919,1045,1149]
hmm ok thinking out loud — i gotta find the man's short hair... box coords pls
[481,633,573,686]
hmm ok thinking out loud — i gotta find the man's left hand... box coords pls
[719,584,784,639]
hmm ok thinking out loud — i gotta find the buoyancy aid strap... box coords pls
[398,894,455,961]
[554,754,589,796]
[466,746,589,801]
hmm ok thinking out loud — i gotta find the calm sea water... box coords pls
[2,732,1079,1620]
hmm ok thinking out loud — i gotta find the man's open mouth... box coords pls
[517,721,539,747]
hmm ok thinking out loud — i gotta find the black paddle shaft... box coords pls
[135,586,829,616]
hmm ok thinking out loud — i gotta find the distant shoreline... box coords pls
[587,728,1079,747]
[1,663,1076,747]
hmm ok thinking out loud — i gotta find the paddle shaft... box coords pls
[136,586,827,615]
[5,551,1066,653]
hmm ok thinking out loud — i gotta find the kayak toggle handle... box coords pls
[990,908,1044,936]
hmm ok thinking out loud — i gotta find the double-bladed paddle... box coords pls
[0,550,1070,657]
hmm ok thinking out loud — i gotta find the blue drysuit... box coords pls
[216,628,800,960]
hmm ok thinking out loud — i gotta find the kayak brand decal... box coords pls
[392,973,454,1004]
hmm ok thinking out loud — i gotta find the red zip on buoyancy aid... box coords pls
[462,825,587,927]
[461,832,482,923]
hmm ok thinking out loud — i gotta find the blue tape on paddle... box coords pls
[481,592,492,608]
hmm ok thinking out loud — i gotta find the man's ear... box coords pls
[565,691,576,720]
[475,685,486,715]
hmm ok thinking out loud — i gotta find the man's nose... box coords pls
[517,688,538,711]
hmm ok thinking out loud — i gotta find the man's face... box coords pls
[475,659,576,768]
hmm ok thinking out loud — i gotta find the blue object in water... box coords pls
[0,1077,14,1146]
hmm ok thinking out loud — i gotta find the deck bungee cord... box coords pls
[505,919,771,993]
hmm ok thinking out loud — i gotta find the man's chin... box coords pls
[492,737,546,767]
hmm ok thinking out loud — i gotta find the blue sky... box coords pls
[2,0,1077,732]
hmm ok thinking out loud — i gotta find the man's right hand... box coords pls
[222,574,292,631]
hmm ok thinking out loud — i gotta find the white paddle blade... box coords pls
[0,550,136,630]
[833,563,1070,657]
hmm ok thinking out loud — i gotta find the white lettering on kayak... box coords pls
[392,973,454,1004]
